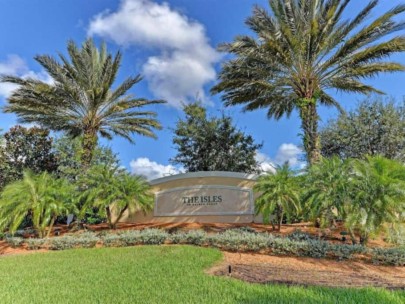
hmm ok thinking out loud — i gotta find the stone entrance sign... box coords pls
[119,171,260,224]
[154,185,253,216]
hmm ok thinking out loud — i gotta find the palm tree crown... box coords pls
[1,39,165,166]
[212,0,405,164]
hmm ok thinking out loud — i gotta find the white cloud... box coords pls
[256,143,306,173]
[88,0,220,107]
[274,143,304,167]
[255,152,276,173]
[0,55,53,99]
[130,157,182,180]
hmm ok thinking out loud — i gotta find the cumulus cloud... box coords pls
[256,143,305,173]
[0,55,53,99]
[130,157,182,180]
[88,0,220,107]
[274,143,304,167]
[255,152,277,173]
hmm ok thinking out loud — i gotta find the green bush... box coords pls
[328,244,367,260]
[287,229,318,242]
[102,234,124,247]
[102,229,168,247]
[115,230,143,246]
[48,233,99,250]
[371,247,405,266]
[26,238,47,250]
[5,237,24,248]
[206,230,270,252]
[169,230,206,245]
[139,229,168,245]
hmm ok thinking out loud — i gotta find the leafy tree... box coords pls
[212,0,405,165]
[0,126,58,189]
[346,156,405,245]
[320,98,405,161]
[171,102,262,173]
[1,39,165,167]
[53,134,120,181]
[0,171,76,238]
[303,156,351,228]
[254,164,301,230]
[80,165,153,229]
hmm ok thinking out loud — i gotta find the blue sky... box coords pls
[0,0,405,179]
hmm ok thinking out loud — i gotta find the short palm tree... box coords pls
[347,156,405,245]
[80,165,153,229]
[303,156,351,228]
[0,171,76,238]
[254,163,301,230]
[1,39,165,166]
[212,0,405,164]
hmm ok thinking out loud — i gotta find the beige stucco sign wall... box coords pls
[154,185,253,217]
[119,171,262,224]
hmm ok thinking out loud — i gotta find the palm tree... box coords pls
[346,156,405,245]
[0,171,76,238]
[1,39,165,167]
[303,156,351,228]
[212,0,405,165]
[254,163,301,230]
[80,165,153,229]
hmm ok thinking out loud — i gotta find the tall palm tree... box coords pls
[1,39,165,167]
[254,163,301,230]
[0,171,76,238]
[80,165,153,229]
[212,0,405,165]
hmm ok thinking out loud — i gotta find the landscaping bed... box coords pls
[209,252,405,289]
[2,226,404,267]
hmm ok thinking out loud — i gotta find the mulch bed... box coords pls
[209,252,405,289]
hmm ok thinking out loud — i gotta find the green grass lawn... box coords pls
[0,246,403,304]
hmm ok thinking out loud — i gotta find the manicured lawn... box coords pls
[0,246,403,304]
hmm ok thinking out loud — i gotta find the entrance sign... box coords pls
[119,171,260,224]
[154,185,253,216]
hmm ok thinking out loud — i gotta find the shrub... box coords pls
[102,229,168,247]
[169,230,206,245]
[26,238,47,250]
[5,237,24,248]
[371,247,405,266]
[328,244,367,260]
[48,233,99,250]
[231,227,257,234]
[139,229,168,245]
[287,229,317,242]
[102,234,125,247]
[117,230,142,246]
[206,230,270,252]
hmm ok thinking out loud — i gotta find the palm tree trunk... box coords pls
[299,100,321,165]
[359,233,369,245]
[349,229,357,245]
[46,215,57,238]
[81,128,98,168]
[111,205,128,230]
[105,206,113,229]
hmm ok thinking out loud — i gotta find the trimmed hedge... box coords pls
[9,228,405,266]
[372,247,405,266]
